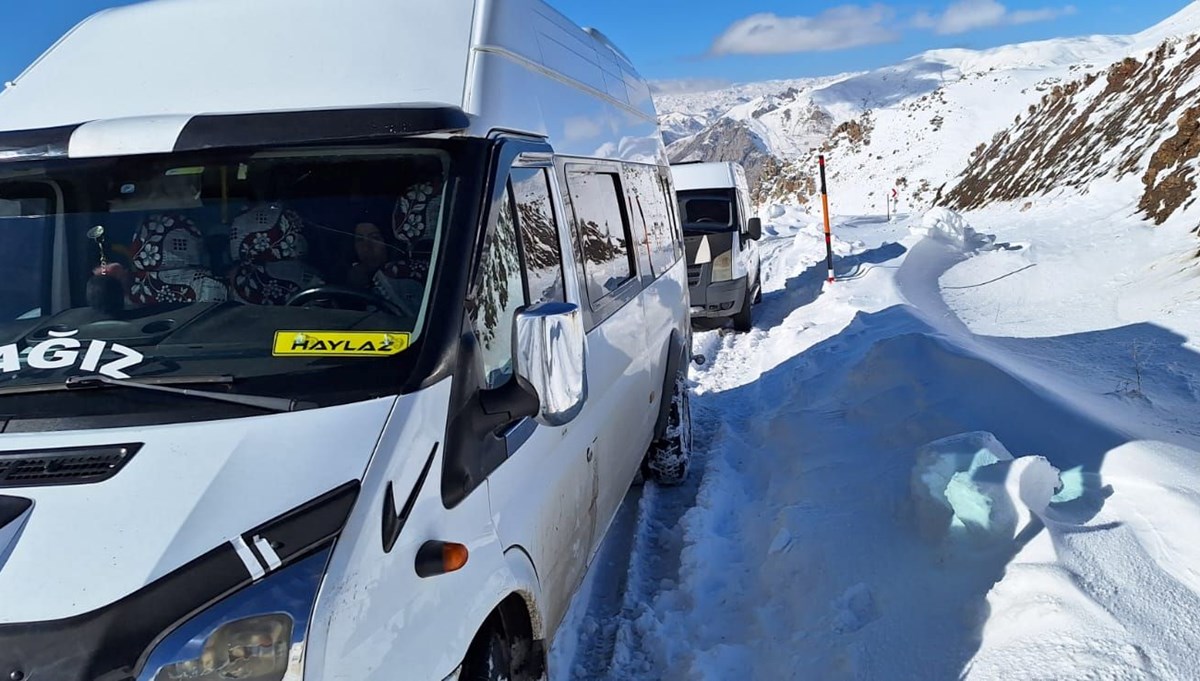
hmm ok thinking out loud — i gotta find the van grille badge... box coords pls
[0,444,141,488]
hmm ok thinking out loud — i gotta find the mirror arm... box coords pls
[478,376,540,429]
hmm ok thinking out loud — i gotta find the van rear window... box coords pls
[678,189,737,231]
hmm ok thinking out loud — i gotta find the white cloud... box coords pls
[711,5,900,56]
[1010,6,1078,25]
[649,78,733,95]
[915,0,1077,35]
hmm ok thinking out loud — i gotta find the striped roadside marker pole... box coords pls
[819,155,835,283]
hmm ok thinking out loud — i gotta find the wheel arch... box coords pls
[459,548,548,680]
[653,327,691,441]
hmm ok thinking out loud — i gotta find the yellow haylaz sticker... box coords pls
[273,331,410,357]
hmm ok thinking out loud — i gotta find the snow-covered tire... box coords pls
[644,375,692,486]
[460,620,513,681]
[732,287,754,333]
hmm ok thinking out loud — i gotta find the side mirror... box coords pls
[514,301,588,427]
[747,217,763,241]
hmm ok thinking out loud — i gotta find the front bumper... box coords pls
[688,272,748,319]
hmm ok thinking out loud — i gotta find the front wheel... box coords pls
[461,618,515,681]
[644,373,692,486]
[732,286,754,333]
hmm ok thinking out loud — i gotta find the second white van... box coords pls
[673,162,763,332]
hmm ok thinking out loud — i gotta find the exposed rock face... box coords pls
[946,35,1200,230]
[667,118,773,193]
[1141,103,1200,224]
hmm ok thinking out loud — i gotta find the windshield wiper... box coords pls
[0,374,308,413]
[65,375,308,413]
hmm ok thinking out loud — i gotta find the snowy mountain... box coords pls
[655,4,1200,223]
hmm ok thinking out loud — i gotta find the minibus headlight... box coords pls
[712,251,734,281]
[138,549,330,681]
[151,614,293,681]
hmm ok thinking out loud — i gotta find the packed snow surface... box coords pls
[550,197,1200,679]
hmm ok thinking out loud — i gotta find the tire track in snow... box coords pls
[555,222,896,680]
[559,401,718,680]
[558,287,792,679]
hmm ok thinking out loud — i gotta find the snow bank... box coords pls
[912,208,996,251]
[969,441,1200,679]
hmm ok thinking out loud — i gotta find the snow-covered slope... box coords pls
[947,30,1200,233]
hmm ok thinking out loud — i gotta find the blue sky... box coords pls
[0,1,1190,88]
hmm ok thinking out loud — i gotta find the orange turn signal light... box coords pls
[415,540,470,578]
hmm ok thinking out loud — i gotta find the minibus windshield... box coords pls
[0,144,459,420]
[677,189,738,233]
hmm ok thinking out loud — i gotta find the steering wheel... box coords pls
[695,217,718,223]
[286,285,414,319]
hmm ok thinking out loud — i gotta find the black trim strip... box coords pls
[243,481,359,566]
[383,445,439,553]
[0,124,78,162]
[0,481,360,681]
[174,106,472,152]
[0,495,32,529]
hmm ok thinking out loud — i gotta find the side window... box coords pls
[630,166,678,277]
[469,188,526,390]
[566,171,634,305]
[0,196,51,319]
[659,172,684,261]
[511,168,566,305]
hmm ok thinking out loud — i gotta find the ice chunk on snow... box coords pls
[911,432,1062,545]
[912,431,1015,531]
[913,208,995,251]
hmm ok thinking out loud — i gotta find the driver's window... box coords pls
[0,194,52,320]
[470,187,526,390]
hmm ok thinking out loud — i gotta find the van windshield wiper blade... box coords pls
[0,374,307,413]
[0,374,237,396]
[60,374,308,413]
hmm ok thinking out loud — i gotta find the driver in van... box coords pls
[343,221,393,290]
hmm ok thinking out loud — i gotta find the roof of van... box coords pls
[671,162,747,192]
[0,0,663,164]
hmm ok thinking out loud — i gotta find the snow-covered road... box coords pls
[550,205,1200,680]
